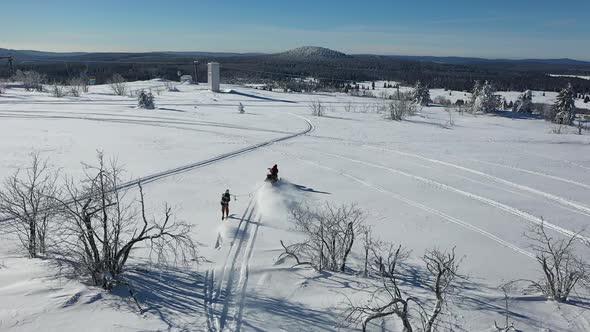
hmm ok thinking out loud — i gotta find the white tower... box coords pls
[208,62,220,92]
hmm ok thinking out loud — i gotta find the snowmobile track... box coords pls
[367,145,590,216]
[279,150,536,259]
[469,159,590,191]
[308,148,590,243]
[0,115,312,224]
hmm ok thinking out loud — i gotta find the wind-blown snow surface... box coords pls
[1,80,590,331]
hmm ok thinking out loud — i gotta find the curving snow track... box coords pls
[0,114,313,224]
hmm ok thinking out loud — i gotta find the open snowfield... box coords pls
[358,81,590,111]
[1,80,590,331]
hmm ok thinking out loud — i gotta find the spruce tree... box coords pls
[413,81,430,106]
[553,84,576,124]
[137,90,155,109]
[472,81,497,113]
[514,90,533,113]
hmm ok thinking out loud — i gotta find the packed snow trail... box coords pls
[365,145,590,215]
[469,159,590,191]
[305,147,590,243]
[0,110,296,136]
[0,115,313,224]
[272,149,535,259]
[207,194,262,332]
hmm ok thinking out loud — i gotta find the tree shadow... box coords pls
[110,265,208,330]
[321,115,361,121]
[290,183,332,195]
[226,90,297,103]
[405,118,452,129]
[240,292,340,332]
[491,110,542,120]
[157,107,187,113]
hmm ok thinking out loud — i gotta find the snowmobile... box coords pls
[265,166,279,184]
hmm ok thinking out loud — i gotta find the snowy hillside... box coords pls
[1,80,590,331]
[275,46,349,60]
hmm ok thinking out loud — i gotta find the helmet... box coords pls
[225,189,230,193]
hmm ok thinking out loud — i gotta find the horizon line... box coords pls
[2,46,590,63]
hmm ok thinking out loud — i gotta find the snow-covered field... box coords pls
[359,81,590,111]
[549,74,590,81]
[1,80,590,331]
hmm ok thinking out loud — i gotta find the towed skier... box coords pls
[220,189,232,220]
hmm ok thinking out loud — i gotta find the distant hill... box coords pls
[2,46,590,93]
[274,46,349,60]
[0,48,87,59]
[3,47,588,66]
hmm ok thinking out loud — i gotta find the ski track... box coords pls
[469,159,590,191]
[211,198,259,331]
[306,147,590,244]
[234,213,262,332]
[366,145,590,216]
[272,148,535,259]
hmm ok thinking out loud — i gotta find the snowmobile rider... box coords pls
[221,189,231,220]
[269,164,279,181]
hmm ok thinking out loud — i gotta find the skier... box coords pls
[238,102,245,114]
[220,189,231,220]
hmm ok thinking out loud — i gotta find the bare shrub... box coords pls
[444,107,455,127]
[165,81,179,92]
[12,70,45,91]
[0,153,60,258]
[551,123,564,134]
[107,73,127,96]
[524,222,588,302]
[361,226,376,277]
[51,83,66,98]
[55,153,198,289]
[279,202,364,272]
[433,96,452,106]
[539,103,557,122]
[343,101,355,113]
[68,76,87,97]
[387,98,416,121]
[494,285,517,331]
[309,99,325,117]
[344,247,461,332]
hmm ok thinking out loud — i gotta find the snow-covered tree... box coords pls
[513,90,533,113]
[552,84,576,124]
[12,70,45,92]
[107,73,127,96]
[470,80,483,106]
[472,81,497,113]
[412,81,430,106]
[137,90,155,109]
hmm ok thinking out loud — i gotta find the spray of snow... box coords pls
[254,181,302,230]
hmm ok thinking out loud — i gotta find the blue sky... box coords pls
[2,0,589,60]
